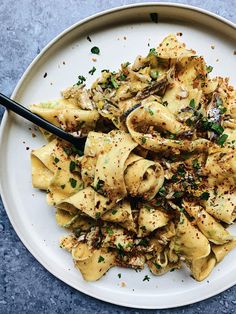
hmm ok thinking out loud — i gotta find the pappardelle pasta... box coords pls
[31,35,236,282]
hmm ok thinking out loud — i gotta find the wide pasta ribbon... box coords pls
[30,93,99,138]
[126,99,210,152]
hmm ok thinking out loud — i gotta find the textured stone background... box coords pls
[0,0,236,313]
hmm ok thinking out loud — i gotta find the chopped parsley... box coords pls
[200,192,210,200]
[186,118,194,126]
[141,137,147,144]
[216,133,228,147]
[118,273,121,278]
[153,262,161,270]
[158,186,166,197]
[119,73,127,81]
[207,65,213,73]
[179,216,185,224]
[148,108,154,116]
[199,118,224,135]
[95,212,101,219]
[88,66,96,75]
[162,101,168,107]
[211,123,224,135]
[94,179,104,191]
[91,46,100,54]
[138,238,149,247]
[106,226,113,236]
[98,255,105,263]
[150,69,159,79]
[143,275,150,282]
[76,75,86,85]
[117,243,125,257]
[123,61,130,68]
[111,209,117,215]
[144,204,154,211]
[189,98,195,109]
[216,97,227,114]
[216,97,223,106]
[148,48,158,57]
[69,161,76,172]
[64,145,83,157]
[150,12,158,23]
[192,159,200,170]
[173,191,184,198]
[171,174,178,183]
[69,178,77,188]
[54,157,59,163]
[110,76,119,89]
[177,164,186,177]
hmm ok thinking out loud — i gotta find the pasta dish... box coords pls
[30,35,236,282]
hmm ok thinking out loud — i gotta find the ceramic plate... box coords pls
[0,3,236,309]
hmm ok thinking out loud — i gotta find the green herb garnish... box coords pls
[173,191,184,198]
[88,66,96,75]
[143,275,150,282]
[95,212,101,219]
[119,73,127,81]
[162,101,168,107]
[211,123,224,135]
[148,48,158,57]
[216,133,228,147]
[106,226,113,236]
[216,97,226,114]
[98,255,105,263]
[54,157,59,164]
[94,179,104,191]
[207,65,213,73]
[200,192,210,200]
[91,46,100,54]
[186,118,194,126]
[153,262,161,270]
[118,273,121,278]
[138,238,149,247]
[144,204,153,211]
[189,99,195,109]
[112,209,117,215]
[76,75,86,85]
[177,164,186,177]
[110,76,119,89]
[141,137,147,144]
[192,159,200,170]
[117,243,125,257]
[69,178,77,188]
[150,69,159,79]
[158,186,166,197]
[69,161,76,172]
[123,61,130,68]
[148,108,154,116]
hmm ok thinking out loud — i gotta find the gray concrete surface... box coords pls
[0,0,236,313]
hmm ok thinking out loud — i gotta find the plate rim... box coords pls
[0,2,236,309]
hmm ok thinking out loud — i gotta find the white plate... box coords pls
[0,3,236,309]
